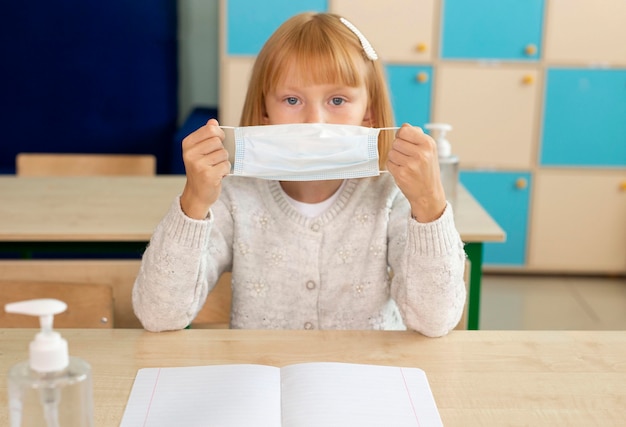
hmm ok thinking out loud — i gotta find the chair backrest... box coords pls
[0,280,114,328]
[454,259,471,330]
[192,272,232,328]
[0,260,231,329]
[16,153,156,176]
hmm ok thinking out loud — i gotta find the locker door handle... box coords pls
[415,42,428,53]
[524,44,537,56]
[416,72,429,83]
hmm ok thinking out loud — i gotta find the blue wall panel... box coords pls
[227,0,327,55]
[541,68,626,167]
[460,171,532,266]
[441,0,544,60]
[0,1,178,174]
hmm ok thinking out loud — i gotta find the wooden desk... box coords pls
[0,329,623,426]
[0,176,504,329]
[0,176,183,244]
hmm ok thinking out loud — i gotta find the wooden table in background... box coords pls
[0,176,504,329]
[1,329,623,426]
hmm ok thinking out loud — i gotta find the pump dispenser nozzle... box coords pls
[6,298,94,427]
[424,122,458,207]
[424,123,453,157]
[5,299,69,372]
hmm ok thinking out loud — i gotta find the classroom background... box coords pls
[1,0,624,330]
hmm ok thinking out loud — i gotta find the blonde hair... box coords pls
[239,12,395,169]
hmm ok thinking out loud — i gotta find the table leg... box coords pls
[464,242,483,330]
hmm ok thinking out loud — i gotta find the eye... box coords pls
[330,97,346,106]
[285,97,299,106]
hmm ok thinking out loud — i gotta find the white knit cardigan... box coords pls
[132,173,466,337]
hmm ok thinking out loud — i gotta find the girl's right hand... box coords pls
[180,118,231,219]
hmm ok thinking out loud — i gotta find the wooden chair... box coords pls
[0,260,232,328]
[16,153,156,176]
[454,259,472,330]
[0,280,114,328]
[190,272,232,329]
[0,260,140,328]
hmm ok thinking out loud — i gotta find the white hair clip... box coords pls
[340,17,378,61]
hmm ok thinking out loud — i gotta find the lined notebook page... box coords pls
[120,363,442,427]
[120,364,282,427]
[281,363,442,427]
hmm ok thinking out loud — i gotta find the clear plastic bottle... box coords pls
[5,299,94,427]
[425,123,459,208]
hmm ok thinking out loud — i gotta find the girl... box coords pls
[133,12,466,336]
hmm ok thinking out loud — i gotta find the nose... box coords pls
[303,104,325,124]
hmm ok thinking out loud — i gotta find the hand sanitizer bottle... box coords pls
[425,123,459,208]
[5,299,94,427]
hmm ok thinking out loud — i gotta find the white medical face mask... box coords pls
[222,123,396,181]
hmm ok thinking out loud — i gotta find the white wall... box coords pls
[177,0,220,124]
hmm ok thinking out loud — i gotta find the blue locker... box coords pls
[386,65,433,127]
[227,0,327,55]
[541,68,626,167]
[460,171,532,266]
[441,0,545,60]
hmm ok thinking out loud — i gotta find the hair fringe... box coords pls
[240,13,395,168]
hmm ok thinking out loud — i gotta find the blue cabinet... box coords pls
[460,171,532,266]
[441,0,545,60]
[226,0,327,55]
[386,65,433,127]
[541,68,626,167]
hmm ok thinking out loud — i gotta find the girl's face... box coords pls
[262,63,372,127]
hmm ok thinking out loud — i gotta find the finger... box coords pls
[182,120,225,148]
[386,146,409,167]
[390,137,421,158]
[206,118,225,138]
[396,123,422,143]
[183,137,228,166]
[183,140,224,167]
[182,128,222,148]
[210,160,232,186]
[218,159,232,178]
[397,125,438,153]
[204,147,230,167]
[187,144,228,165]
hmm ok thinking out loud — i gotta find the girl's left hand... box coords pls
[386,124,447,223]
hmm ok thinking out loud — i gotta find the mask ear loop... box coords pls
[339,17,378,61]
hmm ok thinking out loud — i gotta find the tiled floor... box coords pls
[479,274,626,330]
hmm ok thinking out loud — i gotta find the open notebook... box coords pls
[120,362,443,427]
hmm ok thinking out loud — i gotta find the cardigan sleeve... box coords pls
[389,201,467,337]
[132,196,232,332]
